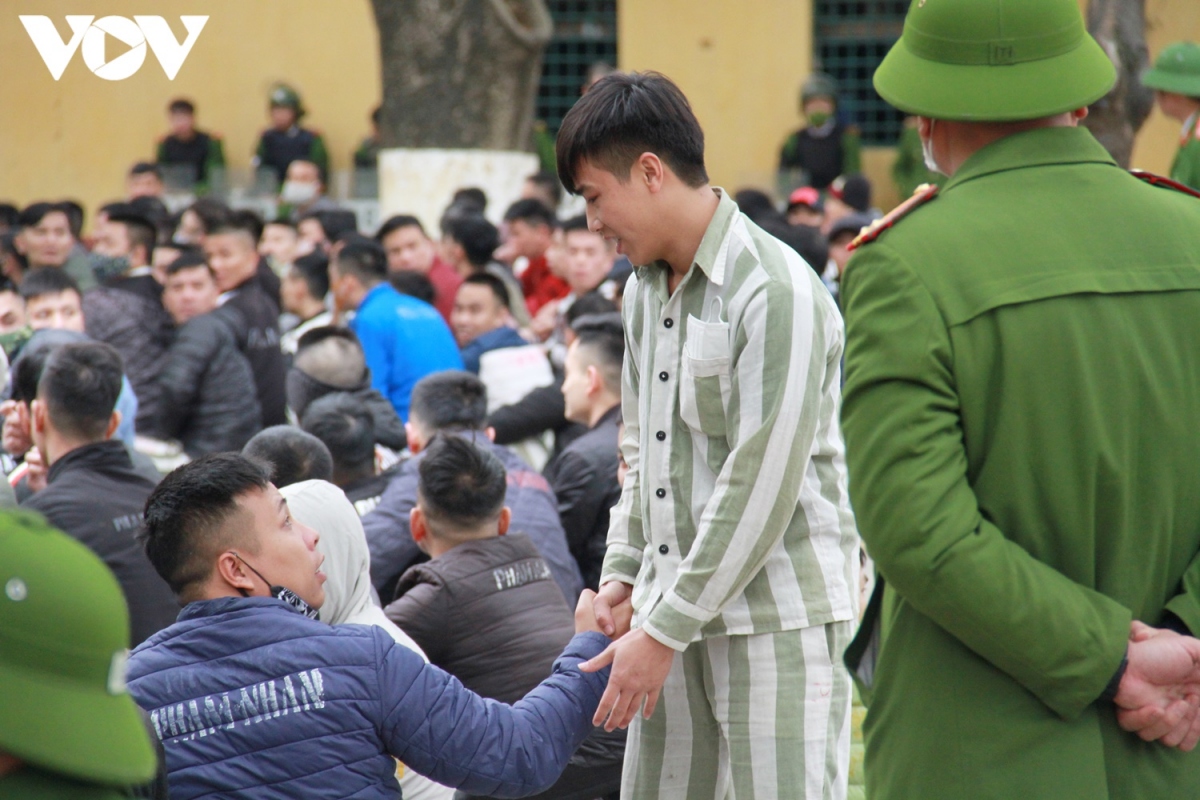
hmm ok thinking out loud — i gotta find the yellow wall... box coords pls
[617,0,812,199]
[0,1,381,226]
[1132,0,1200,174]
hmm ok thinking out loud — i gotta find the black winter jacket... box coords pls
[220,281,287,426]
[21,441,179,646]
[83,276,173,433]
[154,309,263,456]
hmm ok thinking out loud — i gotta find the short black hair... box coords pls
[561,214,592,235]
[165,251,213,278]
[141,453,270,596]
[242,425,334,488]
[168,98,195,115]
[0,204,20,230]
[37,341,124,442]
[291,252,329,300]
[230,209,265,244]
[761,221,830,277]
[409,371,488,433]
[208,213,259,246]
[106,209,158,263]
[184,198,232,235]
[556,71,708,195]
[376,214,426,242]
[10,331,85,405]
[734,189,783,227]
[334,240,388,285]
[17,202,71,231]
[293,326,366,387]
[452,187,488,215]
[459,271,510,310]
[265,217,297,231]
[417,434,507,531]
[0,233,25,275]
[503,198,556,228]
[300,393,376,474]
[525,171,563,208]
[441,214,499,268]
[59,201,85,239]
[301,210,359,244]
[19,267,81,302]
[565,291,617,327]
[129,162,163,180]
[572,325,624,393]
[389,270,436,305]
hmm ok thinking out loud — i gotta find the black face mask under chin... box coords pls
[231,552,320,621]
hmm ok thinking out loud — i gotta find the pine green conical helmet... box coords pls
[1142,42,1200,98]
[874,0,1116,121]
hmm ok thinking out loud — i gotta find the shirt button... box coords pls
[655,488,666,499]
[664,318,674,329]
[656,431,666,441]
[659,371,669,382]
[659,544,669,555]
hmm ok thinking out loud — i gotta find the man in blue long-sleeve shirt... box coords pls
[127,453,620,800]
[330,240,462,421]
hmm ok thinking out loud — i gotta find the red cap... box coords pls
[787,186,821,209]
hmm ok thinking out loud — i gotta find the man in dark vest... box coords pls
[156,98,225,194]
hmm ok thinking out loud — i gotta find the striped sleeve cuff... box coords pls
[643,591,710,651]
[600,545,643,587]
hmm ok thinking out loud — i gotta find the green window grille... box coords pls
[814,1,909,145]
[538,0,618,134]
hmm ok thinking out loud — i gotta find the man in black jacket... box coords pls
[84,207,175,434]
[545,322,624,590]
[386,434,624,800]
[204,218,286,425]
[20,341,178,646]
[155,253,262,456]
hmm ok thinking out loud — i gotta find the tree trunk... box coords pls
[1084,0,1154,167]
[371,0,553,151]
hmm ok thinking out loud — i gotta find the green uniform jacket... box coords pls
[0,767,128,799]
[841,126,1200,800]
[1171,112,1200,191]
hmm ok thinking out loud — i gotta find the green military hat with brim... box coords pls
[0,511,157,786]
[801,73,839,107]
[874,0,1116,121]
[269,83,306,118]
[1143,42,1200,98]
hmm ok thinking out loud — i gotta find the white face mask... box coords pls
[922,119,944,175]
[280,180,319,204]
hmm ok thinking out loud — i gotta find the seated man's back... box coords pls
[388,532,575,703]
[362,371,582,604]
[20,341,178,646]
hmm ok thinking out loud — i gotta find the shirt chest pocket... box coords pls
[679,313,732,438]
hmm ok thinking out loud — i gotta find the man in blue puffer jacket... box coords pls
[126,452,622,800]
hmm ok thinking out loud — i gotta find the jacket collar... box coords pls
[593,404,622,431]
[943,127,1118,194]
[177,596,304,622]
[46,440,132,485]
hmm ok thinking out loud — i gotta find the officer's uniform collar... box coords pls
[943,126,1118,194]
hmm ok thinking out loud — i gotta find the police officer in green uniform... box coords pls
[254,84,330,188]
[1142,42,1200,190]
[0,512,157,798]
[778,73,862,194]
[841,0,1200,798]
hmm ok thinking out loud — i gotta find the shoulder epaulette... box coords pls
[1131,170,1200,200]
[848,183,939,252]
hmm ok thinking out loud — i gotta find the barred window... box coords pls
[537,0,618,135]
[814,1,909,145]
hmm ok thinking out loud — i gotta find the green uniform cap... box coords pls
[0,512,156,786]
[1142,42,1200,98]
[874,0,1116,121]
[269,83,306,117]
[801,73,839,107]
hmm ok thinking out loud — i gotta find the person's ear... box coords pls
[485,426,496,442]
[216,552,256,594]
[410,507,428,546]
[1071,107,1089,124]
[104,410,121,441]
[917,116,933,139]
[586,364,602,398]
[405,422,422,453]
[497,507,512,536]
[637,152,665,193]
[30,399,47,437]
